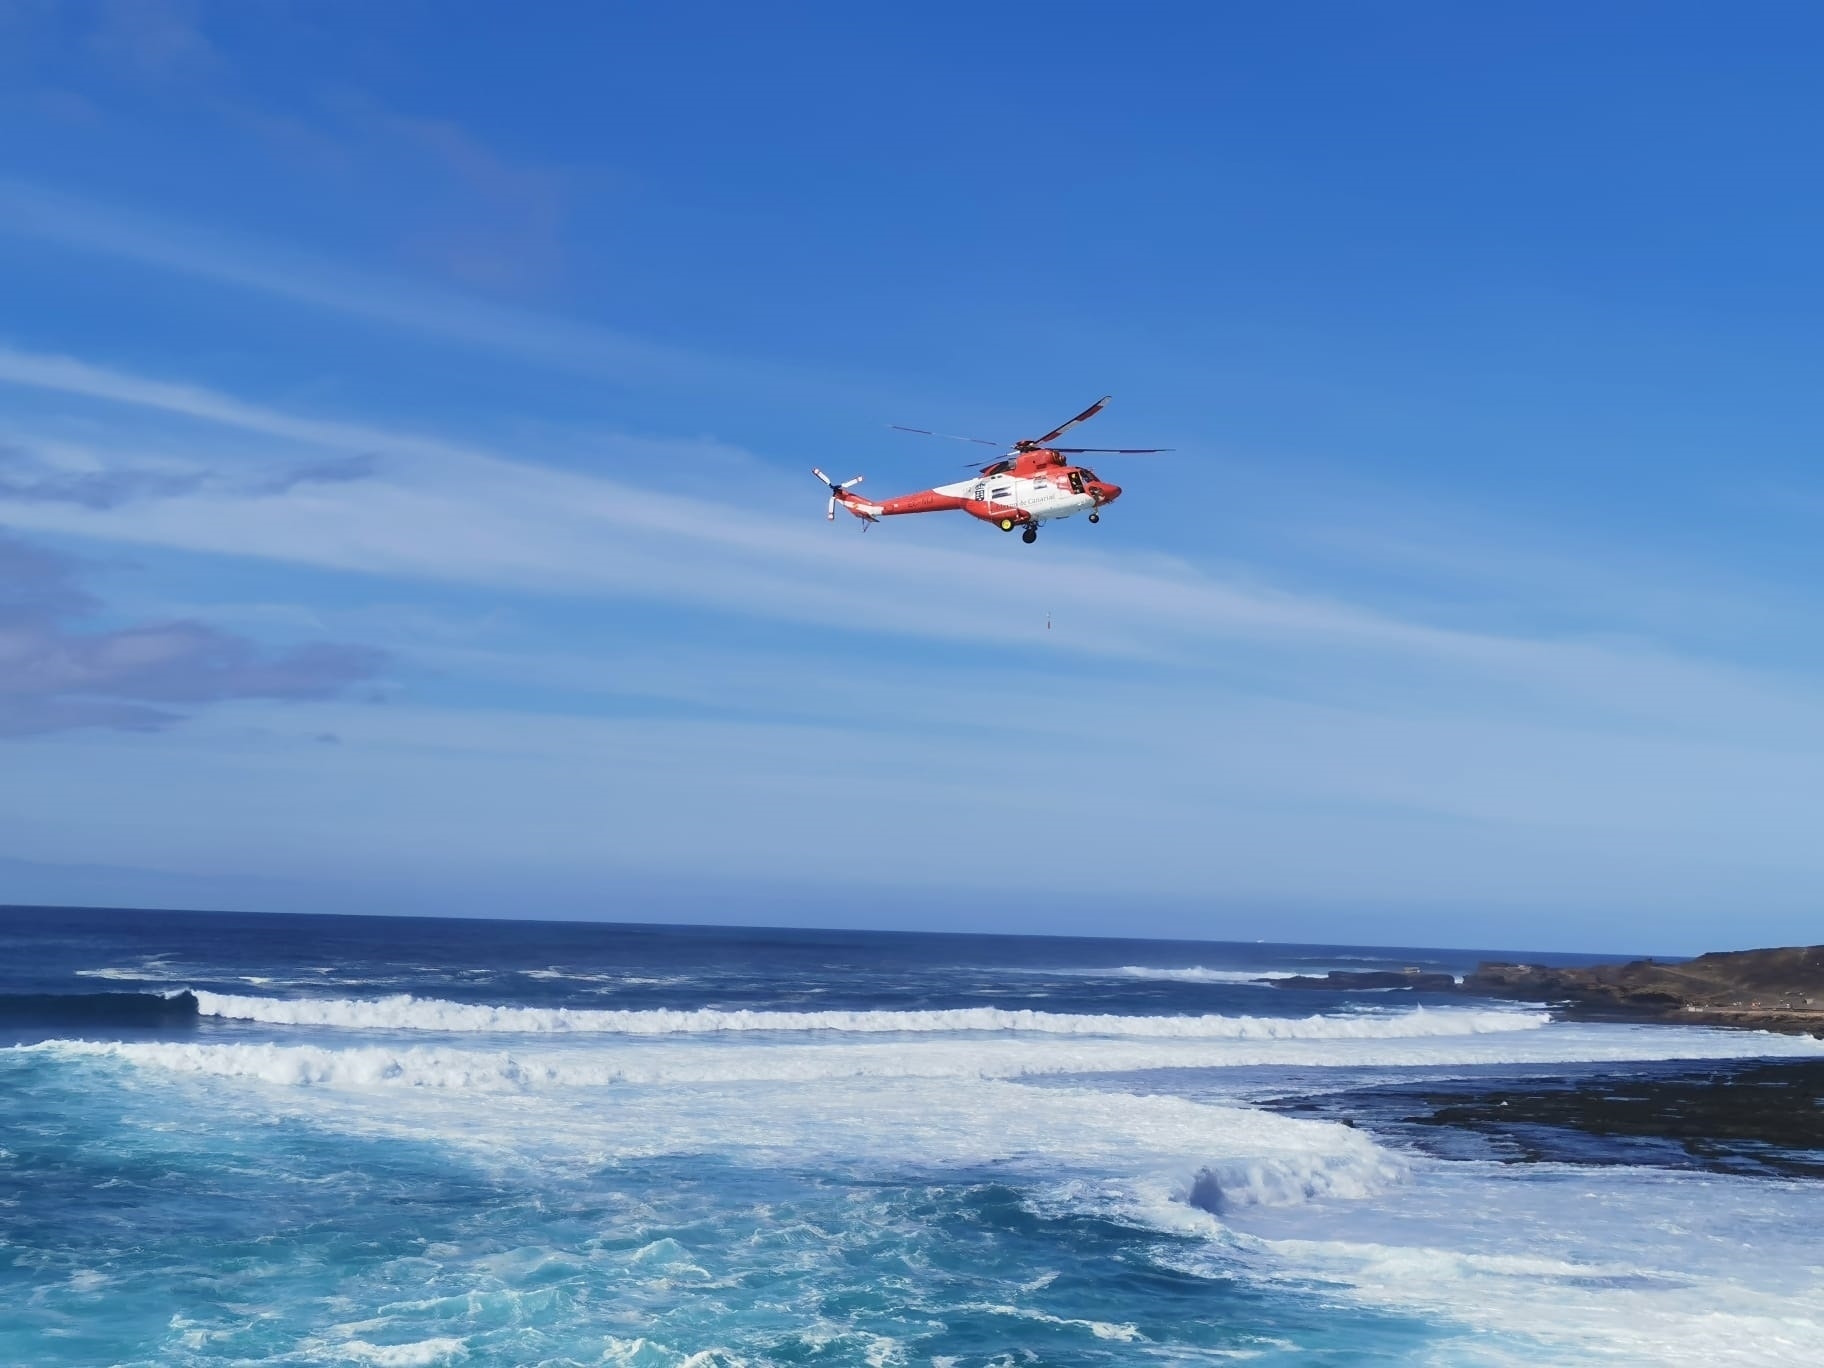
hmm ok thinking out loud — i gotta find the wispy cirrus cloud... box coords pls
[0,433,380,509]
[4,361,1823,942]
[0,343,1564,674]
[3,1,572,295]
[0,178,849,399]
[4,343,1824,752]
[0,440,203,508]
[0,530,382,737]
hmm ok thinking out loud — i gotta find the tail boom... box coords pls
[813,469,1031,526]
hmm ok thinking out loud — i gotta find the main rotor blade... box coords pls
[1025,396,1111,448]
[1050,447,1174,454]
[889,425,1003,448]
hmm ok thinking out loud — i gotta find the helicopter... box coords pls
[812,396,1169,544]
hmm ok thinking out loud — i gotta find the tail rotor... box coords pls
[813,467,865,521]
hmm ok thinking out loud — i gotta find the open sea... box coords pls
[4,906,1823,1366]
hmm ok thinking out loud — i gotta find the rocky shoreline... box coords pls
[1462,945,1824,1036]
[1263,1057,1824,1179]
[1267,945,1824,1037]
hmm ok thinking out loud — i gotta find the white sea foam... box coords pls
[601,1337,745,1368]
[967,1303,1144,1341]
[24,1023,1811,1237]
[518,969,686,985]
[24,949,1824,1368]
[335,1337,469,1366]
[34,1039,1407,1216]
[24,1013,1824,1366]
[1110,966,1302,984]
[184,990,1546,1040]
[34,1014,1823,1095]
[1205,1161,1824,1366]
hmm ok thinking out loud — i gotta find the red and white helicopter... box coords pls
[813,396,1169,544]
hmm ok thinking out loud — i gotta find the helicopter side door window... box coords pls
[1067,471,1086,495]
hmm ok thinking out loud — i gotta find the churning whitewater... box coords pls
[184,989,1551,1038]
[5,908,1824,1367]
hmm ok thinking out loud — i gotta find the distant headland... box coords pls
[1270,946,1824,1037]
[1463,946,1824,1035]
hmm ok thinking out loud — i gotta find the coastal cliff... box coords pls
[1465,945,1824,1035]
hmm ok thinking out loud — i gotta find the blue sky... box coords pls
[3,2,1823,952]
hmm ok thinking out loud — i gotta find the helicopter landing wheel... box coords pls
[1088,511,1100,524]
[999,518,1015,532]
[1021,525,1038,544]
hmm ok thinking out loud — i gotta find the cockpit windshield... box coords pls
[1077,468,1099,483]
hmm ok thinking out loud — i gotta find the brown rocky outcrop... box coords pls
[1464,945,1824,1035]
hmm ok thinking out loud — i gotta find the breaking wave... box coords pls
[26,1039,1412,1215]
[33,1017,1822,1094]
[184,990,1546,1039]
[1110,966,1301,984]
[1184,1150,1398,1212]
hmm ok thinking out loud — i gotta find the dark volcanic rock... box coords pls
[1269,969,1457,991]
[1464,945,1824,1035]
[1262,1059,1824,1179]
[1406,1060,1824,1178]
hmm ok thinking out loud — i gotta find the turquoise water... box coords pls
[4,908,1824,1365]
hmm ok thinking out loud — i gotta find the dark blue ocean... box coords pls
[4,907,1822,1366]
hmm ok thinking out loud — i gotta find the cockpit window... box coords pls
[1078,468,1099,483]
[1066,470,1086,495]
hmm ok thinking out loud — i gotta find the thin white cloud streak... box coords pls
[0,345,481,461]
[0,178,854,399]
[0,346,1488,652]
[6,346,1824,746]
[7,178,1805,661]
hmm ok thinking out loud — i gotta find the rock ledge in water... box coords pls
[1268,969,1458,991]
[1464,945,1824,1035]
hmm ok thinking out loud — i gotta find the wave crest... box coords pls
[1110,966,1301,984]
[185,991,1547,1040]
[29,1038,1413,1215]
